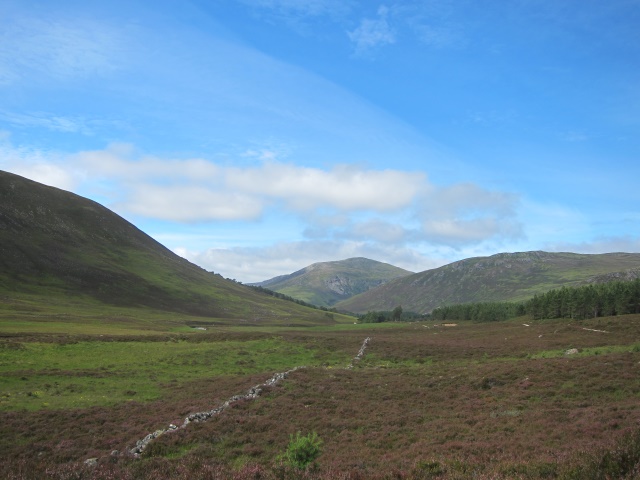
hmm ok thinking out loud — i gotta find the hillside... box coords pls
[251,257,413,307]
[0,171,341,325]
[336,251,640,314]
[583,267,640,284]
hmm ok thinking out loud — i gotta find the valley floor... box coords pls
[2,316,640,479]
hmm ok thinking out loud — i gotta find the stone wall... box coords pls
[125,337,371,458]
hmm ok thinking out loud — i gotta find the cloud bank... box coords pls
[2,141,523,255]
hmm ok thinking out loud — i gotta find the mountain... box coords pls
[0,171,340,324]
[335,251,640,314]
[583,268,640,284]
[251,257,413,307]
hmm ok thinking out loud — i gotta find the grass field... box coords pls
[2,313,640,479]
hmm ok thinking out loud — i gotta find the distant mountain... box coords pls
[0,170,339,324]
[251,257,413,307]
[335,251,640,314]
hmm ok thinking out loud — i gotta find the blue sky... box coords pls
[1,0,639,282]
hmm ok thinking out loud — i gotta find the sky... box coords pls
[1,0,639,283]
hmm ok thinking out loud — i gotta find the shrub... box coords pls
[561,429,640,479]
[280,431,323,470]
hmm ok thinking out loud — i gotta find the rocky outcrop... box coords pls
[584,268,640,284]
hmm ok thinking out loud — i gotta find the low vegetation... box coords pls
[2,313,640,479]
[279,431,323,470]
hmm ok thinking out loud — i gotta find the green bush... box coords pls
[280,431,323,470]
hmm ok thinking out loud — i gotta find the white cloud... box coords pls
[8,162,76,191]
[427,183,517,217]
[339,218,410,244]
[0,12,123,85]
[422,217,511,244]
[73,144,221,182]
[226,162,424,211]
[544,236,640,255]
[176,239,440,283]
[10,142,428,221]
[125,185,264,222]
[0,140,77,190]
[301,181,522,247]
[348,6,396,55]
[0,111,94,135]
[418,183,522,246]
[1,140,525,259]
[67,145,429,220]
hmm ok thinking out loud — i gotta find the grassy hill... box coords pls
[251,257,413,307]
[0,171,348,326]
[336,250,640,314]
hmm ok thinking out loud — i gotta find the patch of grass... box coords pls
[0,336,351,411]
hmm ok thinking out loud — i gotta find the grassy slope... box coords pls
[0,171,351,327]
[337,250,640,314]
[253,257,413,307]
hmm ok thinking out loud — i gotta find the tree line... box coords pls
[429,278,640,322]
[429,301,525,322]
[526,279,640,320]
[358,306,422,323]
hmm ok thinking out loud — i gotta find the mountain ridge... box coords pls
[250,257,413,307]
[336,250,640,314]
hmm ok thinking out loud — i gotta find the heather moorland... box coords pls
[2,314,640,479]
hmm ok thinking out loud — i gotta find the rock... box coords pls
[84,458,98,467]
[565,348,579,355]
[128,339,369,459]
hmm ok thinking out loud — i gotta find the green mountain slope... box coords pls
[336,251,640,314]
[0,171,341,325]
[251,257,413,307]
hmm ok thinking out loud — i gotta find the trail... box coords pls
[126,337,371,458]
